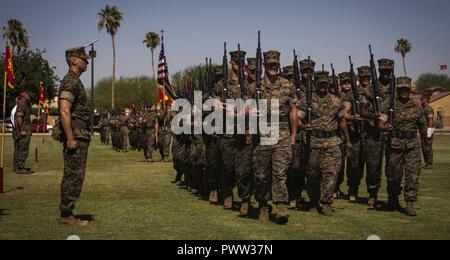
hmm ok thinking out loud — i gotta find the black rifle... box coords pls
[369,45,382,114]
[205,57,210,97]
[293,50,301,101]
[331,63,339,94]
[237,43,246,99]
[349,56,362,134]
[388,68,396,126]
[222,42,229,101]
[255,31,262,135]
[307,56,313,125]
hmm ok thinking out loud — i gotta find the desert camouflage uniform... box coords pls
[248,74,296,206]
[13,100,32,170]
[383,92,426,203]
[421,105,434,165]
[300,92,344,206]
[58,65,91,216]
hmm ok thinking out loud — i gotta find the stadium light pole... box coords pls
[85,39,98,135]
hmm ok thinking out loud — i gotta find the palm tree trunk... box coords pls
[151,49,156,80]
[402,55,407,76]
[112,35,116,109]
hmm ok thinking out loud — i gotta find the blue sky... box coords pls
[1,0,449,86]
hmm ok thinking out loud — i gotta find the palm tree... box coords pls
[143,32,161,81]
[2,19,30,53]
[98,5,123,109]
[395,38,412,76]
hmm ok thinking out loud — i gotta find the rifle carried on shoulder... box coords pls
[331,63,338,94]
[307,56,313,125]
[222,42,229,102]
[255,31,262,134]
[349,56,362,134]
[369,45,382,114]
[237,43,247,99]
[293,50,301,101]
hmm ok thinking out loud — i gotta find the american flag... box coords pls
[157,40,177,100]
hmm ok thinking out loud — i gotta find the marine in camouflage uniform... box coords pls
[282,65,305,209]
[288,59,317,209]
[158,107,172,162]
[205,66,224,203]
[119,109,130,152]
[339,72,364,202]
[128,106,139,151]
[420,93,434,169]
[13,92,33,174]
[143,106,158,162]
[229,50,255,215]
[248,50,298,224]
[298,71,351,216]
[379,76,427,216]
[58,47,91,225]
[215,59,239,208]
[358,65,384,208]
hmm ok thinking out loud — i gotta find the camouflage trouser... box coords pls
[287,143,306,202]
[346,139,363,197]
[172,137,183,182]
[60,140,90,215]
[421,136,433,165]
[307,145,342,205]
[158,131,172,159]
[361,135,383,198]
[103,127,110,144]
[144,130,156,159]
[219,137,237,198]
[180,141,191,187]
[15,135,31,169]
[205,137,221,192]
[189,136,206,193]
[120,127,129,149]
[253,137,292,205]
[335,143,346,193]
[387,146,421,202]
[129,128,138,149]
[235,136,254,200]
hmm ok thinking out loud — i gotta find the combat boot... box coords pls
[58,216,89,226]
[288,200,297,209]
[258,205,270,222]
[209,191,218,204]
[15,168,32,175]
[348,195,357,203]
[405,202,417,217]
[224,196,233,209]
[240,199,252,216]
[387,196,402,211]
[367,197,377,209]
[275,204,289,225]
[423,164,433,170]
[321,204,334,217]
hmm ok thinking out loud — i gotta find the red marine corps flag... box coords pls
[157,31,177,100]
[4,45,15,89]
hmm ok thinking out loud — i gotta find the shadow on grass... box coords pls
[1,186,25,194]
[74,214,95,222]
[0,209,11,218]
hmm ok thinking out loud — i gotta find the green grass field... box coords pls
[0,135,449,240]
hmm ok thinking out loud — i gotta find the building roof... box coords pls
[426,86,448,93]
[430,91,450,103]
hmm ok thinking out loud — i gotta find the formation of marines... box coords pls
[53,40,435,226]
[98,103,173,162]
[169,35,435,225]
